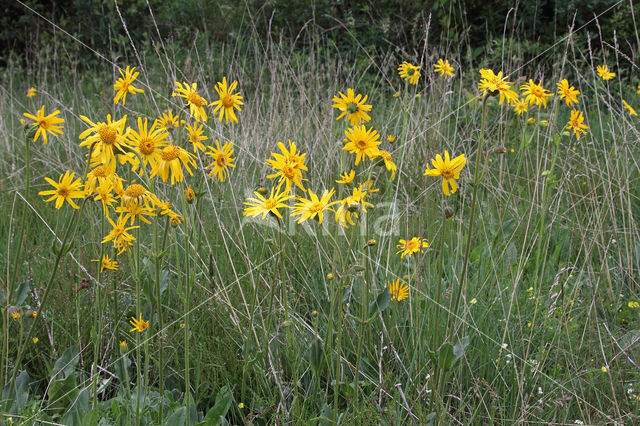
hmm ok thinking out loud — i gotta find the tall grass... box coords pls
[0,7,639,425]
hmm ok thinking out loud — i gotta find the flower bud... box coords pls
[327,273,334,280]
[185,186,195,204]
[367,239,377,247]
[445,207,455,219]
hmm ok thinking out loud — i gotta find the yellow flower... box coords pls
[79,114,131,175]
[129,313,149,333]
[601,366,608,373]
[470,298,477,305]
[150,145,196,184]
[205,140,236,182]
[375,150,397,180]
[33,337,38,344]
[185,122,208,152]
[243,187,292,220]
[622,99,637,116]
[512,98,528,115]
[566,109,589,140]
[388,279,409,301]
[172,81,208,122]
[343,125,381,165]
[211,77,243,124]
[433,59,454,78]
[185,186,195,203]
[334,186,374,228]
[128,117,170,171]
[12,311,20,320]
[120,340,127,349]
[266,141,308,193]
[556,79,579,106]
[113,65,144,105]
[628,301,639,309]
[92,254,119,272]
[478,69,518,105]
[596,65,615,80]
[155,110,184,130]
[23,105,65,144]
[332,88,372,126]
[396,237,429,258]
[103,215,138,255]
[520,79,553,109]
[26,87,36,97]
[398,61,421,85]
[386,135,396,143]
[327,273,334,280]
[38,170,85,209]
[292,188,338,224]
[336,170,355,184]
[527,117,536,124]
[424,151,466,196]
[238,403,244,409]
[393,92,400,98]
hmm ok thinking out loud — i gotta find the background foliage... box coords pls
[2,0,638,73]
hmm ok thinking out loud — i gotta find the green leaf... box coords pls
[437,342,455,372]
[52,345,80,378]
[12,279,31,306]
[1,369,31,412]
[369,287,391,316]
[453,336,470,363]
[309,339,324,377]
[201,386,232,425]
[165,406,187,426]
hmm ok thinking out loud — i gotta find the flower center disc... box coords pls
[98,125,117,145]
[187,92,204,107]
[139,138,155,156]
[264,199,277,209]
[124,183,146,199]
[161,146,179,161]
[221,94,234,108]
[216,155,226,167]
[57,187,70,198]
[355,139,368,150]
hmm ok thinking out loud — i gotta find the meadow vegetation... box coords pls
[1,2,639,425]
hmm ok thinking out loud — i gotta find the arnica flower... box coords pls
[211,77,243,124]
[478,69,519,105]
[566,109,589,140]
[520,79,553,109]
[343,125,381,165]
[387,135,396,143]
[433,59,455,79]
[79,114,131,174]
[243,187,292,220]
[185,122,207,152]
[113,66,144,105]
[117,185,157,225]
[396,237,429,259]
[388,279,409,301]
[185,186,195,203]
[84,165,112,196]
[512,98,528,115]
[334,186,374,228]
[622,99,638,117]
[129,313,149,333]
[332,88,372,126]
[150,145,196,185]
[596,65,615,80]
[26,87,36,97]
[556,79,580,106]
[23,106,65,144]
[172,81,208,122]
[398,61,421,85]
[38,170,84,209]
[155,111,184,130]
[92,254,118,272]
[128,117,170,171]
[103,214,138,255]
[93,180,116,216]
[292,188,338,224]
[205,140,236,182]
[424,151,467,196]
[266,140,308,193]
[336,169,355,184]
[374,150,397,180]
